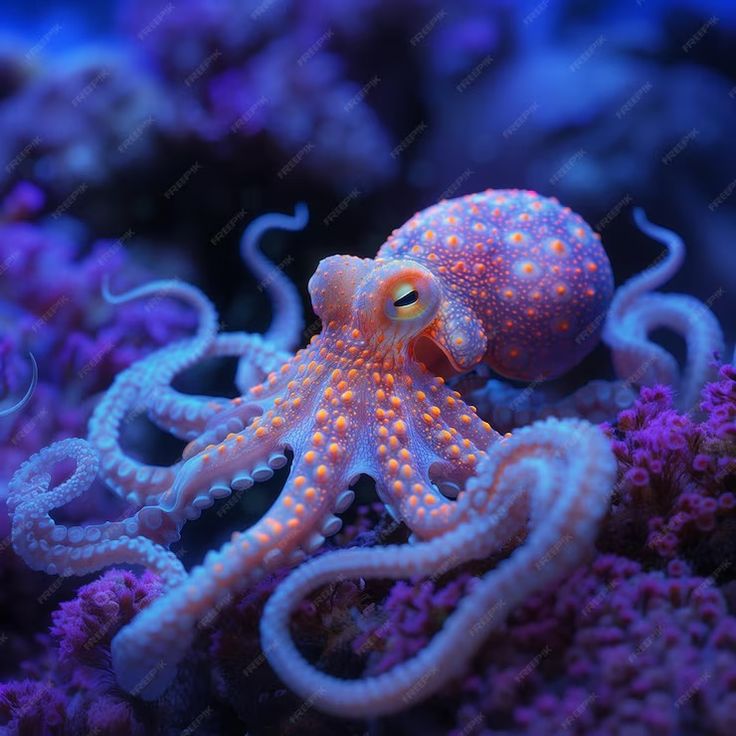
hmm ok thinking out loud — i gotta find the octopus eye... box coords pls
[393,289,419,308]
[386,281,430,322]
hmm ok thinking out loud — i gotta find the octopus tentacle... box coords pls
[235,203,309,394]
[603,209,724,410]
[7,438,186,587]
[466,377,637,432]
[149,331,289,442]
[0,352,37,417]
[371,367,500,539]
[159,420,287,521]
[111,447,351,700]
[89,278,218,505]
[261,418,616,718]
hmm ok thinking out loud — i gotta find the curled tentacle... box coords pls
[236,203,309,393]
[89,278,219,505]
[7,438,186,588]
[261,418,616,718]
[603,209,724,410]
[149,331,289,442]
[111,444,353,700]
[0,352,37,417]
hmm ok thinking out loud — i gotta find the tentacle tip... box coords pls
[100,275,116,304]
[294,201,309,226]
[0,352,39,417]
[111,649,177,701]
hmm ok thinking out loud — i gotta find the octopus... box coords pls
[6,189,724,717]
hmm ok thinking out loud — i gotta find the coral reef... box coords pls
[1,1,735,733]
[602,364,736,572]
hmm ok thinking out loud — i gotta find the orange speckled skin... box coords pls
[377,189,614,381]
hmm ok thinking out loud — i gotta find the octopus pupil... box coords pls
[394,289,419,308]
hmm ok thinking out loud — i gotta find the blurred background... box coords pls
[2,0,735,337]
[0,3,735,732]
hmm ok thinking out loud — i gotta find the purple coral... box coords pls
[0,51,167,196]
[602,369,736,565]
[119,0,395,190]
[50,569,164,668]
[0,182,196,483]
[0,680,68,735]
[0,570,163,736]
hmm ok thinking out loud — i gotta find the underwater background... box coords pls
[0,1,735,734]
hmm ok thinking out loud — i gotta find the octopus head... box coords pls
[310,254,479,370]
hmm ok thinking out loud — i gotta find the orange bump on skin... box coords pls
[312,432,325,445]
[271,416,283,428]
[304,451,316,464]
[283,496,294,507]
[315,465,329,482]
[393,480,404,493]
[425,494,437,505]
[551,239,565,253]
[294,476,307,489]
[335,416,348,432]
[401,464,413,478]
[255,427,267,438]
[387,459,399,473]
[268,519,283,534]
[287,518,299,528]
[315,409,328,423]
[393,420,407,435]
[305,487,317,500]
[328,443,341,459]
[416,390,426,401]
[376,389,386,400]
[341,390,354,402]
[295,503,305,515]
